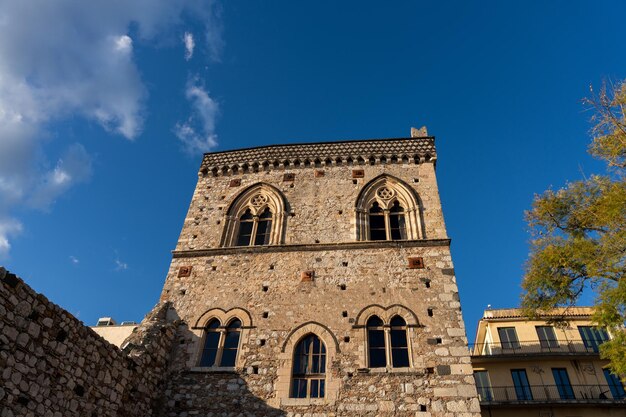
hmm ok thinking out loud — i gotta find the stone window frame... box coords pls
[272,322,340,407]
[355,175,423,241]
[353,304,420,372]
[221,183,287,247]
[189,307,253,371]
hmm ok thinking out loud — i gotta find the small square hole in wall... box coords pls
[229,178,241,187]
[315,239,320,243]
[414,178,419,183]
[425,280,431,288]
[352,179,358,185]
[269,264,274,270]
[262,312,269,318]
[283,173,295,182]
[342,261,348,267]
[338,210,343,215]
[342,311,348,318]
[290,211,296,217]
[428,308,434,317]
[216,220,221,225]
[436,337,442,344]
[426,367,434,374]
[339,284,346,291]
[252,366,259,374]
[259,339,266,346]
[262,285,269,292]
[179,289,186,295]
[211,266,217,271]
[220,195,225,200]
[344,336,350,343]
[420,405,427,412]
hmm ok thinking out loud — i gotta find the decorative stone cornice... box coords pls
[199,137,436,176]
[172,238,451,258]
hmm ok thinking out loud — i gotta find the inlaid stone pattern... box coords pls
[160,137,481,416]
[201,136,437,176]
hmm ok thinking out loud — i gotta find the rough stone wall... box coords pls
[0,268,176,417]
[160,138,481,416]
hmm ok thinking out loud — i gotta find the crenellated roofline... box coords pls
[199,136,436,177]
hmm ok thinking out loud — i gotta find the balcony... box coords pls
[478,385,626,406]
[470,339,606,360]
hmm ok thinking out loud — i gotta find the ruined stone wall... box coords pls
[160,138,481,416]
[0,268,176,417]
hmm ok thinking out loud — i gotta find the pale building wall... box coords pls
[471,308,625,417]
[91,324,137,348]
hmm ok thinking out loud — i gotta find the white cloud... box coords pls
[174,78,219,154]
[29,144,93,210]
[184,32,195,60]
[69,255,80,265]
[0,219,22,258]
[0,0,223,257]
[115,259,129,271]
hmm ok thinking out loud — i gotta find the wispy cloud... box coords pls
[174,78,219,154]
[0,0,223,257]
[69,255,80,265]
[184,32,195,60]
[114,258,128,271]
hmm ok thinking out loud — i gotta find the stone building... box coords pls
[0,129,481,417]
[159,128,481,416]
[470,307,626,417]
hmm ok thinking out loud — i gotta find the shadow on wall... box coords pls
[158,309,287,417]
[0,267,286,417]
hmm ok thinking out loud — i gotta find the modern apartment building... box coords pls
[471,307,626,417]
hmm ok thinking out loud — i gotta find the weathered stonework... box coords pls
[160,135,481,416]
[0,134,480,417]
[0,267,177,417]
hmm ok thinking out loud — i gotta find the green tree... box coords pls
[521,80,626,378]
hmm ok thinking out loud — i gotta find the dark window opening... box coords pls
[390,316,410,367]
[367,315,387,368]
[291,334,326,398]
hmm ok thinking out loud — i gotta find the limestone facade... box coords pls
[160,135,481,416]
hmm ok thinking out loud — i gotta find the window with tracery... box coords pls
[366,315,410,368]
[356,176,421,241]
[291,334,326,398]
[199,318,242,367]
[222,184,286,247]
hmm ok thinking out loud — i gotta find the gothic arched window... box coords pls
[366,314,411,369]
[367,315,387,368]
[291,334,326,398]
[199,318,242,367]
[356,175,422,241]
[222,184,286,247]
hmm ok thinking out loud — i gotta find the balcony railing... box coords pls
[470,339,607,357]
[478,384,626,405]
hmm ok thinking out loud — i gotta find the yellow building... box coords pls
[470,307,626,417]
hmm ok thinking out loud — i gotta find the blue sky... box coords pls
[1,1,624,340]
